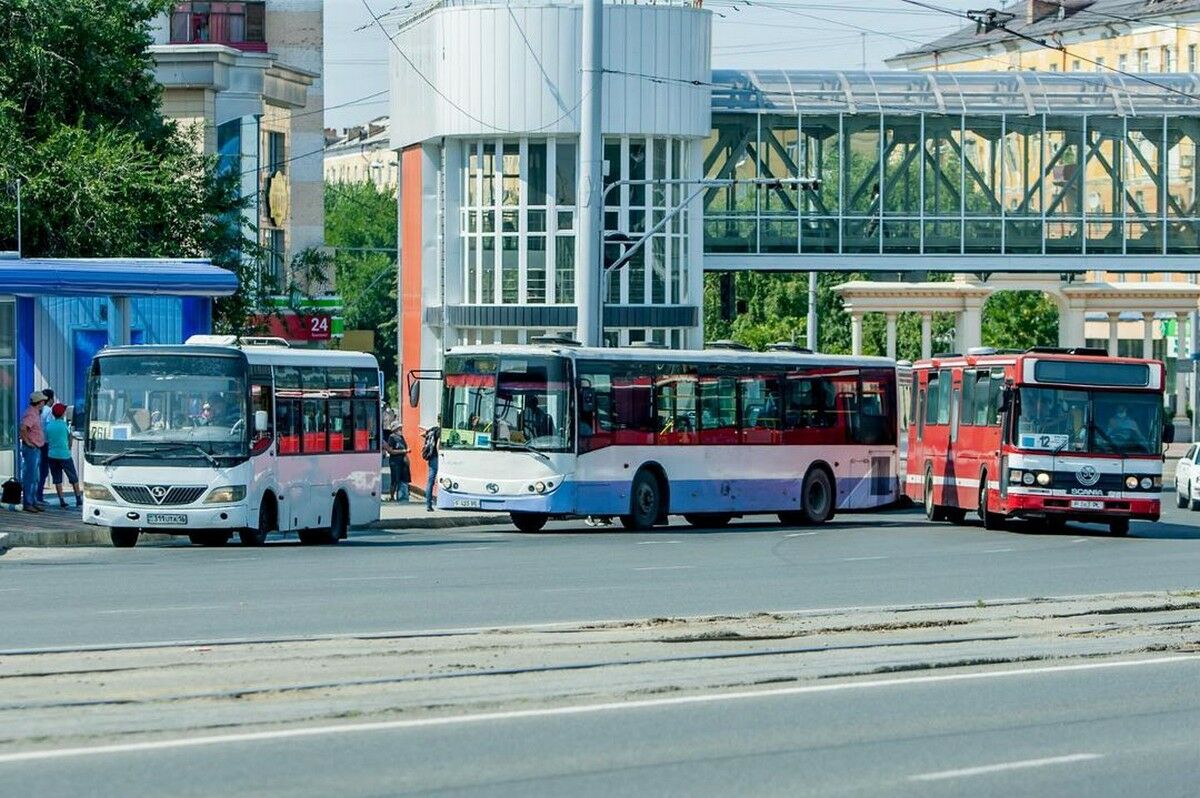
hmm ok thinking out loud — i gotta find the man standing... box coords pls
[421,416,441,512]
[37,388,54,505]
[20,392,47,513]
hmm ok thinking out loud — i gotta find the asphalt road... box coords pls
[5,655,1199,797]
[3,495,1200,652]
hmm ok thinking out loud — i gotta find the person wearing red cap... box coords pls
[45,403,82,509]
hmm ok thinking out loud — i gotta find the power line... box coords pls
[896,0,1200,105]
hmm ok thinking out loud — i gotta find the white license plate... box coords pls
[147,513,188,526]
[1070,500,1104,511]
[452,498,481,509]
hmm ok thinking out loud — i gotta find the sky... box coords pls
[322,0,974,130]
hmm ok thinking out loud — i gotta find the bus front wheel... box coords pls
[1109,518,1130,536]
[110,529,139,548]
[511,512,548,533]
[978,480,1004,530]
[620,470,662,531]
[923,468,947,523]
[240,502,273,546]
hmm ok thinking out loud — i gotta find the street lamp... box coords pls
[585,176,821,347]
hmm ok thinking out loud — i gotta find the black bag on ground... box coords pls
[2,478,22,505]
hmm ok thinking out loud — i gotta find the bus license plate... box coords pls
[1070,500,1104,511]
[452,498,481,509]
[147,513,188,526]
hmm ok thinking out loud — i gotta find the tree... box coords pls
[325,182,398,389]
[0,0,256,331]
[982,290,1059,350]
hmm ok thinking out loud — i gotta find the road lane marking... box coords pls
[95,606,227,615]
[909,753,1103,782]
[786,532,817,538]
[329,576,418,582]
[842,556,888,562]
[451,547,492,551]
[1072,538,1090,543]
[635,540,682,545]
[633,565,694,572]
[982,548,1014,553]
[0,657,1192,766]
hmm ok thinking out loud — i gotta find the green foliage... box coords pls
[703,271,963,357]
[982,290,1059,350]
[325,182,398,387]
[0,0,257,332]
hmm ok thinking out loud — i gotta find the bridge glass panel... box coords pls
[800,114,840,253]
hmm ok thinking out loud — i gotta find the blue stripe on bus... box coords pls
[436,474,896,516]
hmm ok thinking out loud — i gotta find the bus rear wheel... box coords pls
[683,513,732,529]
[799,467,834,525]
[620,469,662,531]
[110,529,139,548]
[511,512,548,533]
[301,497,347,545]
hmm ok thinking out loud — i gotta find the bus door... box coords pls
[920,367,954,507]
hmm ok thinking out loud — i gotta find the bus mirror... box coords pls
[1163,422,1176,445]
[579,386,596,415]
[254,410,269,433]
[998,386,1013,414]
[407,379,420,408]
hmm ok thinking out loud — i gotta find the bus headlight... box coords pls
[1035,472,1051,486]
[1009,470,1023,484]
[439,477,452,490]
[1022,472,1035,485]
[1140,477,1153,490]
[534,481,547,494]
[83,483,113,501]
[1125,476,1139,489]
[204,486,246,504]
[1152,476,1163,489]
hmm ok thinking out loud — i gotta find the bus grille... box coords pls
[113,485,206,506]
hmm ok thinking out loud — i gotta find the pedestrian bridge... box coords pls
[704,70,1200,273]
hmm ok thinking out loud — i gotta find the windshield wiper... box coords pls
[1090,421,1122,454]
[493,440,553,462]
[102,442,222,467]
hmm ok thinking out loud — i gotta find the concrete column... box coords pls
[1176,311,1189,426]
[1142,311,1155,360]
[920,313,932,360]
[109,297,131,347]
[959,302,983,352]
[850,313,864,356]
[884,313,898,360]
[1107,312,1120,356]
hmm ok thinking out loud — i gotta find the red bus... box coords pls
[904,347,1171,536]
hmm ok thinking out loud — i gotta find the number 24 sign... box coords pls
[303,314,331,340]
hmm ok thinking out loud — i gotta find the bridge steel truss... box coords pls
[704,69,1200,273]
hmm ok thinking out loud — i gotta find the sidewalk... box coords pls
[0,497,501,550]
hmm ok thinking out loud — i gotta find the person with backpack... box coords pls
[384,426,411,502]
[421,416,441,512]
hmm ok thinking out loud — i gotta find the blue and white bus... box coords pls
[434,342,899,532]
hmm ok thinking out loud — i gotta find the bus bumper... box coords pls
[82,502,252,531]
[437,483,577,515]
[1004,493,1160,522]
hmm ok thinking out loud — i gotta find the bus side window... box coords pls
[987,368,1006,426]
[924,372,940,427]
[961,371,976,427]
[277,399,301,455]
[740,374,781,445]
[936,369,952,425]
[698,375,737,445]
[301,398,327,453]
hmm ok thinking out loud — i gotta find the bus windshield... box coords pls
[86,354,248,461]
[1016,387,1162,455]
[443,355,572,452]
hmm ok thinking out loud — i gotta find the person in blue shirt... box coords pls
[45,403,82,509]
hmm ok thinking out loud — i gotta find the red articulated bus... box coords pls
[904,347,1171,536]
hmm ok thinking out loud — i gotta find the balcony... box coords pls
[169,2,267,53]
